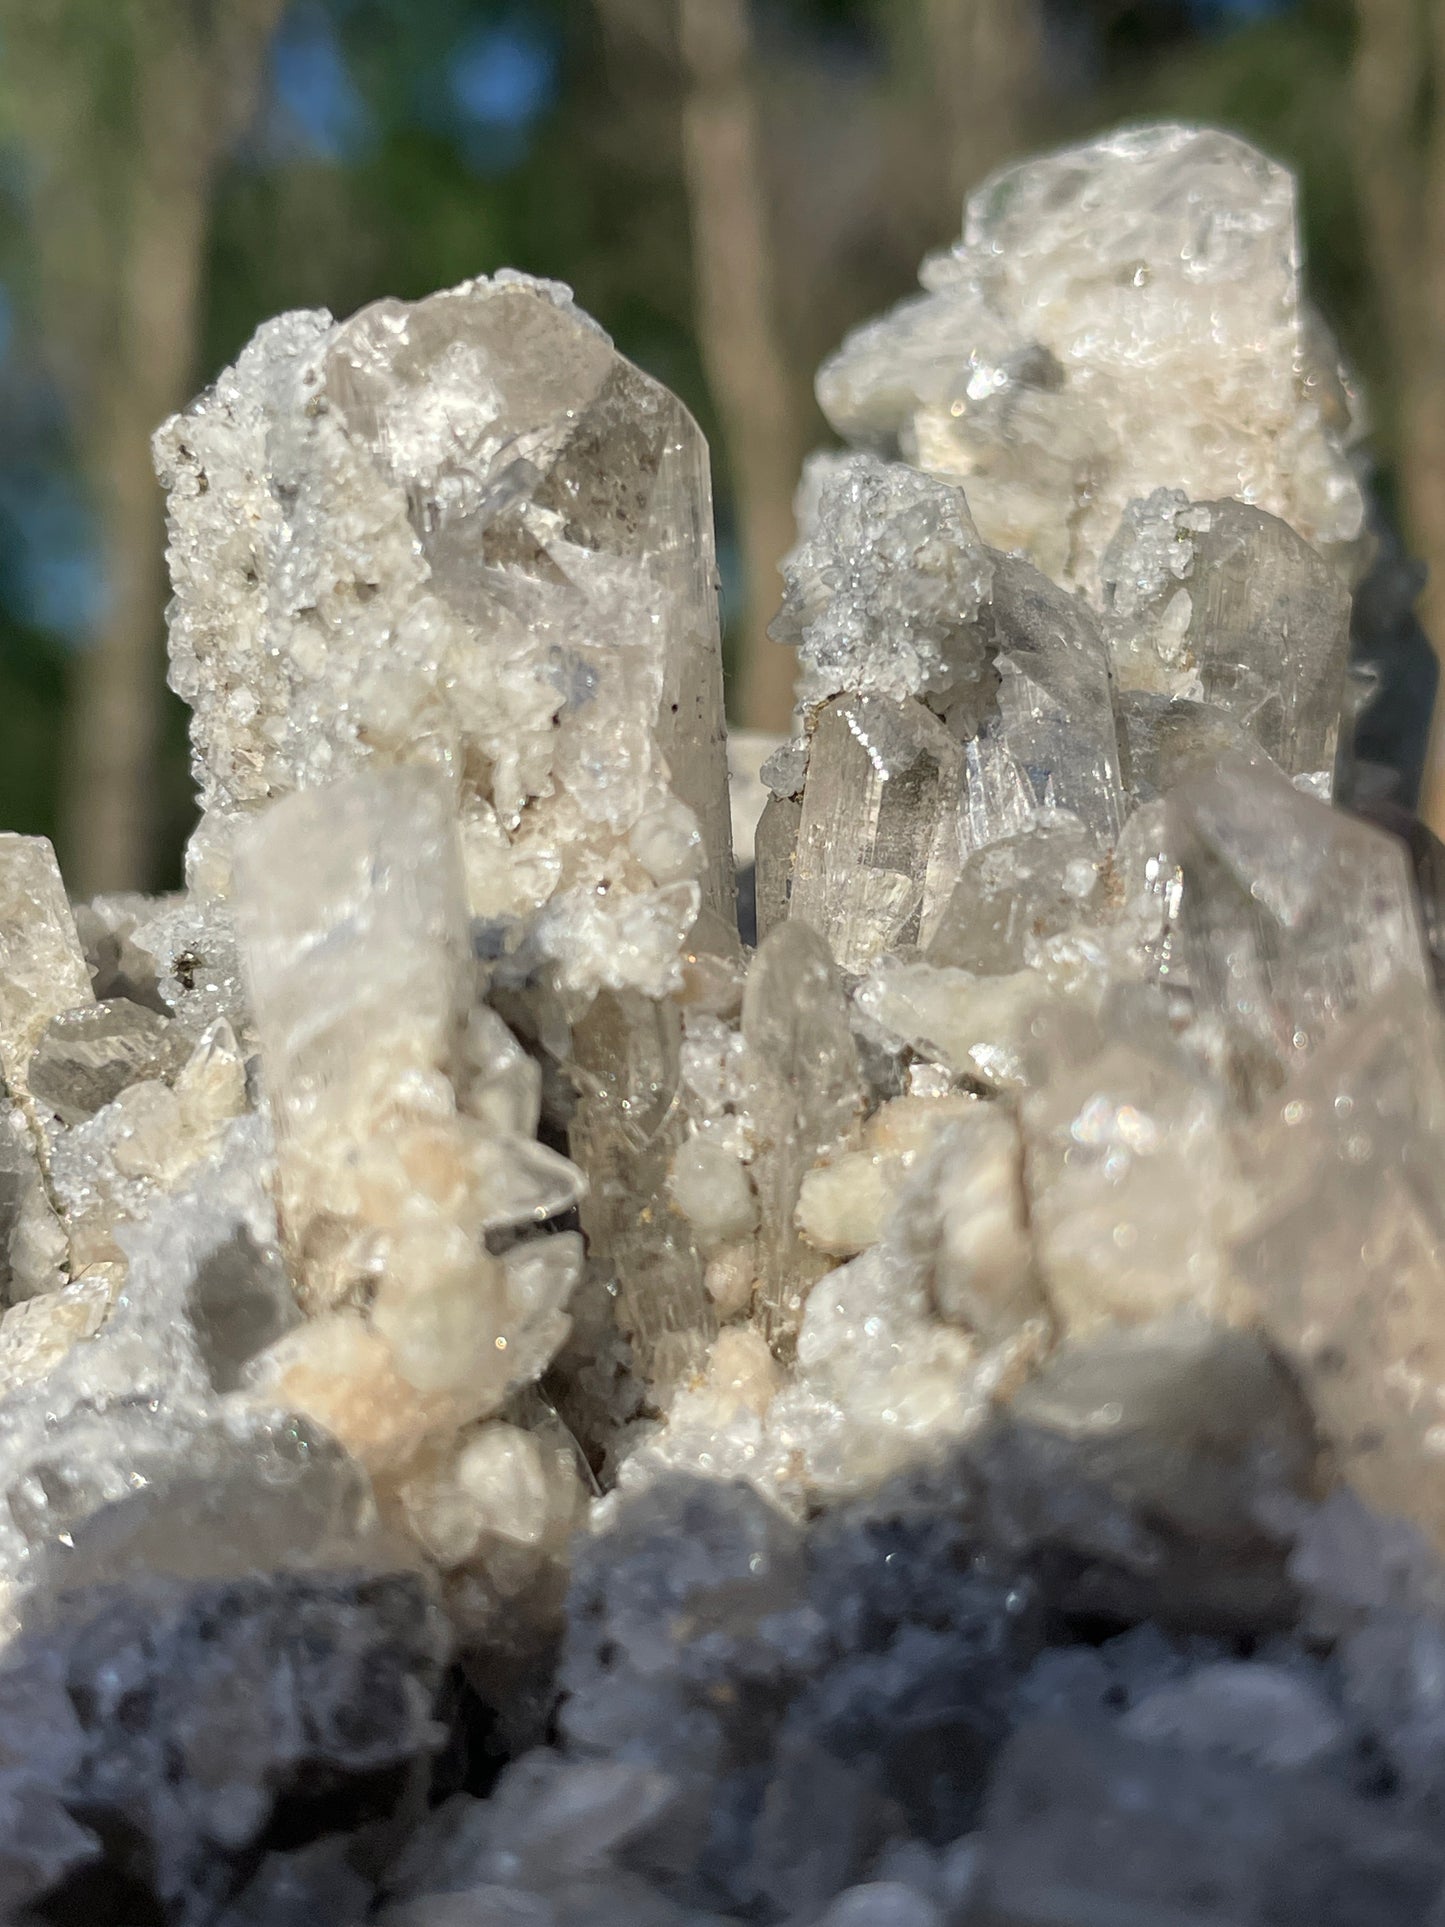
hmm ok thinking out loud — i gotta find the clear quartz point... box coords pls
[740,922,862,1356]
[232,767,583,1470]
[1103,494,1351,787]
[0,836,94,1134]
[789,695,965,974]
[1116,690,1276,804]
[567,989,718,1399]
[971,555,1127,848]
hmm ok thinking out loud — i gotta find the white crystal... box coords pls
[818,124,1364,593]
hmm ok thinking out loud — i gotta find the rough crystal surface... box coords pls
[1237,987,1445,1543]
[740,922,861,1354]
[0,1568,448,1925]
[0,836,94,1132]
[156,271,733,1002]
[773,451,993,711]
[818,124,1364,592]
[1168,754,1431,1093]
[233,767,583,1470]
[0,114,1440,1927]
[788,695,966,972]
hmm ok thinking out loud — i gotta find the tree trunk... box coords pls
[58,0,284,893]
[921,0,1044,215]
[1351,0,1445,834]
[65,127,210,895]
[677,0,807,735]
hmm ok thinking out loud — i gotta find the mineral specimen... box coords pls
[772,456,1127,978]
[157,272,748,1413]
[0,836,95,1133]
[0,114,1444,1927]
[1102,491,1352,785]
[155,270,733,996]
[0,1569,448,1924]
[817,123,1364,591]
[1168,753,1431,1093]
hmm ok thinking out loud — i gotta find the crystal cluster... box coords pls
[155,270,733,996]
[3,120,1445,1924]
[817,123,1365,593]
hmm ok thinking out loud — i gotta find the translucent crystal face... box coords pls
[818,124,1364,593]
[1103,492,1352,787]
[156,272,733,1000]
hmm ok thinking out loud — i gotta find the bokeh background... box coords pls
[0,0,1432,891]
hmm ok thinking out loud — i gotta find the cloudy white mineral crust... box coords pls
[817,122,1365,593]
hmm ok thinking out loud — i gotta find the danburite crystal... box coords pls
[768,457,983,970]
[0,1100,66,1304]
[0,1272,113,1389]
[970,556,1127,849]
[726,728,785,870]
[772,459,1126,977]
[28,1000,191,1128]
[1115,687,1275,802]
[925,817,1101,975]
[155,270,733,999]
[72,891,170,1009]
[753,784,802,948]
[817,124,1364,591]
[568,989,721,1397]
[1102,491,1352,785]
[232,766,583,1473]
[45,1016,248,1275]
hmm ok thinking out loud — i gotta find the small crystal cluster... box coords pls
[4,121,1445,1924]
